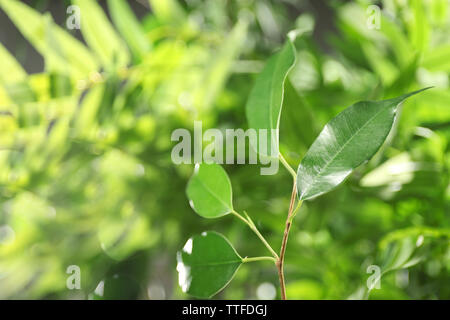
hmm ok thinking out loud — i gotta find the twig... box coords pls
[277,180,298,300]
[231,210,279,260]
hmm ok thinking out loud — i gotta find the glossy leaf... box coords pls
[186,163,233,218]
[176,231,242,298]
[297,88,429,201]
[245,39,296,154]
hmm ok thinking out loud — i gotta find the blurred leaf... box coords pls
[360,153,415,187]
[98,212,157,261]
[423,45,450,72]
[3,81,36,104]
[412,89,450,124]
[407,0,430,52]
[73,0,130,68]
[384,57,419,98]
[380,227,450,250]
[0,0,98,79]
[148,0,186,25]
[286,280,324,299]
[431,0,448,26]
[49,73,72,98]
[74,84,104,137]
[193,21,247,112]
[107,0,151,62]
[280,79,319,157]
[380,15,413,68]
[92,275,144,300]
[362,42,397,85]
[0,43,27,84]
[381,237,416,272]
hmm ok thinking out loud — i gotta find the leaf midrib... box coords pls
[186,259,242,267]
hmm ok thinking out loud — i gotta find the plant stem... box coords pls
[277,180,299,300]
[289,199,303,222]
[231,210,279,259]
[279,153,297,180]
[242,256,277,263]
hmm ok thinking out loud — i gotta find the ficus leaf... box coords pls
[297,88,430,201]
[245,38,296,154]
[176,231,242,298]
[186,163,233,218]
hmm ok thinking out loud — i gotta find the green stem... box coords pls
[242,256,277,263]
[289,200,303,223]
[277,181,301,300]
[279,153,297,180]
[231,210,279,260]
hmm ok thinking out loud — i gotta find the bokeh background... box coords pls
[0,0,448,299]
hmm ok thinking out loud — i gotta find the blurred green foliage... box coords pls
[0,0,448,299]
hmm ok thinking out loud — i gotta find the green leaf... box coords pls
[407,0,430,53]
[3,81,36,104]
[49,73,73,98]
[107,0,151,62]
[193,20,247,112]
[148,0,186,25]
[379,15,413,68]
[379,237,426,273]
[423,44,450,72]
[280,79,319,156]
[0,0,98,79]
[245,39,296,154]
[176,231,242,298]
[297,88,430,201]
[73,0,130,68]
[186,163,233,218]
[0,43,27,84]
